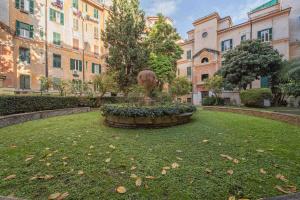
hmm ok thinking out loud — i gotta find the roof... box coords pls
[193,48,219,58]
[251,0,279,13]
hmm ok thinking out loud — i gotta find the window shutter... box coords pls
[25,76,30,89]
[20,75,24,89]
[230,39,233,49]
[261,76,269,88]
[30,0,34,14]
[50,9,55,21]
[27,49,30,63]
[99,64,101,74]
[70,59,75,70]
[221,41,224,52]
[92,63,95,73]
[79,60,82,71]
[257,31,261,40]
[16,0,20,9]
[16,20,20,36]
[269,28,273,41]
[29,25,34,38]
[60,13,64,25]
[20,0,24,10]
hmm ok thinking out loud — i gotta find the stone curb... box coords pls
[203,106,300,126]
[0,107,91,128]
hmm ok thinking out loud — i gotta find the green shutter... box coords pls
[73,0,78,9]
[60,13,64,25]
[79,60,82,71]
[20,0,24,10]
[221,41,224,52]
[70,59,75,70]
[16,20,20,36]
[261,76,269,88]
[16,0,20,9]
[257,31,261,40]
[269,28,273,41]
[20,75,25,89]
[50,9,55,21]
[29,25,34,38]
[27,49,30,63]
[30,0,34,14]
[92,63,95,73]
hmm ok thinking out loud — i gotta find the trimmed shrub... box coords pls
[202,97,225,106]
[240,88,272,107]
[101,104,197,117]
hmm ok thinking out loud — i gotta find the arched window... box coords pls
[201,57,209,63]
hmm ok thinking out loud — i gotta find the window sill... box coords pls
[20,9,30,14]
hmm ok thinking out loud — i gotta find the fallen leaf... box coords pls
[47,153,53,157]
[130,157,134,161]
[57,192,69,200]
[131,166,136,170]
[63,162,68,166]
[62,157,68,160]
[205,168,212,174]
[227,169,234,175]
[44,175,54,180]
[202,140,209,143]
[87,153,92,156]
[135,177,142,187]
[163,166,170,170]
[116,186,126,194]
[25,156,34,162]
[220,154,233,161]
[130,174,137,179]
[275,185,291,194]
[30,176,38,181]
[228,196,236,200]
[256,149,265,153]
[48,192,61,200]
[233,159,239,164]
[89,145,94,149]
[276,174,288,182]
[105,158,111,163]
[176,150,182,153]
[46,163,51,167]
[145,176,155,179]
[109,145,116,149]
[260,168,267,174]
[78,170,84,175]
[161,169,167,175]
[3,174,16,180]
[171,163,179,169]
[10,144,17,148]
[287,185,297,193]
[176,157,183,161]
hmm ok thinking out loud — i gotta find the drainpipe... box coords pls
[45,0,48,78]
[82,18,85,82]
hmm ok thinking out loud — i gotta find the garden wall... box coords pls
[203,106,300,126]
[0,107,91,128]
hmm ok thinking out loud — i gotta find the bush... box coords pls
[240,88,272,107]
[0,96,81,116]
[101,103,197,117]
[202,97,225,106]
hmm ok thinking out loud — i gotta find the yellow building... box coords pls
[0,0,110,93]
[177,0,300,105]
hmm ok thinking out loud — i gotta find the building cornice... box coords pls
[193,12,220,26]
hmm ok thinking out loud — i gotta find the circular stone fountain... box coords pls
[101,70,196,128]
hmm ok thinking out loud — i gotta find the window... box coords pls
[94,45,99,55]
[241,35,246,42]
[73,18,79,31]
[53,54,61,68]
[92,63,101,74]
[15,0,34,14]
[201,57,209,63]
[16,21,33,39]
[84,42,90,51]
[72,0,78,9]
[187,66,192,79]
[53,32,61,45]
[20,74,30,89]
[19,47,30,64]
[202,32,208,38]
[49,8,64,25]
[258,28,272,42]
[221,39,233,52]
[201,74,209,81]
[73,38,79,50]
[85,3,88,12]
[94,8,99,19]
[70,59,82,71]
[187,50,192,60]
[261,76,269,88]
[94,26,99,38]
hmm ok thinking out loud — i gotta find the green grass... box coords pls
[0,110,299,200]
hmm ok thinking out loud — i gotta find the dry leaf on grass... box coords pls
[30,175,54,181]
[171,163,179,169]
[176,157,183,161]
[202,140,209,143]
[161,169,167,175]
[46,163,51,167]
[130,174,137,179]
[62,157,68,160]
[89,145,94,149]
[105,158,111,163]
[227,169,234,175]
[78,170,84,175]
[233,159,239,164]
[10,144,17,148]
[256,149,265,153]
[25,156,34,162]
[260,168,267,174]
[116,186,126,194]
[57,192,69,200]
[176,150,182,153]
[205,168,212,174]
[3,174,16,180]
[275,185,291,194]
[276,174,288,182]
[135,178,142,187]
[228,196,236,200]
[109,145,116,149]
[131,166,136,170]
[220,154,233,161]
[48,193,61,200]
[163,166,170,170]
[145,176,155,179]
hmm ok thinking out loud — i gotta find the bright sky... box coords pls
[140,0,270,39]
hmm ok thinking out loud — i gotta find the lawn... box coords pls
[0,110,299,200]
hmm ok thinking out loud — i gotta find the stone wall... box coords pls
[203,106,300,126]
[0,107,91,128]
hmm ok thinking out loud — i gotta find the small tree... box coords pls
[53,80,68,96]
[39,76,52,95]
[204,75,223,98]
[93,72,118,98]
[220,40,282,90]
[170,77,192,98]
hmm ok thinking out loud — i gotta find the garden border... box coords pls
[0,107,91,128]
[203,106,300,126]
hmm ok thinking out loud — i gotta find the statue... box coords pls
[137,70,157,105]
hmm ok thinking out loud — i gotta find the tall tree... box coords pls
[219,40,282,90]
[102,0,148,95]
[146,14,183,88]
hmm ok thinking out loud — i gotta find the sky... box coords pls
[140,0,270,39]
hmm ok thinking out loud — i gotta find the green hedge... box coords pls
[101,104,197,117]
[240,88,272,108]
[202,97,225,106]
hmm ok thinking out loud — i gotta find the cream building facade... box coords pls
[177,0,300,105]
[0,0,110,93]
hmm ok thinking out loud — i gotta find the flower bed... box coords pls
[101,104,196,128]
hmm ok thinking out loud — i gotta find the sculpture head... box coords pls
[137,70,157,97]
